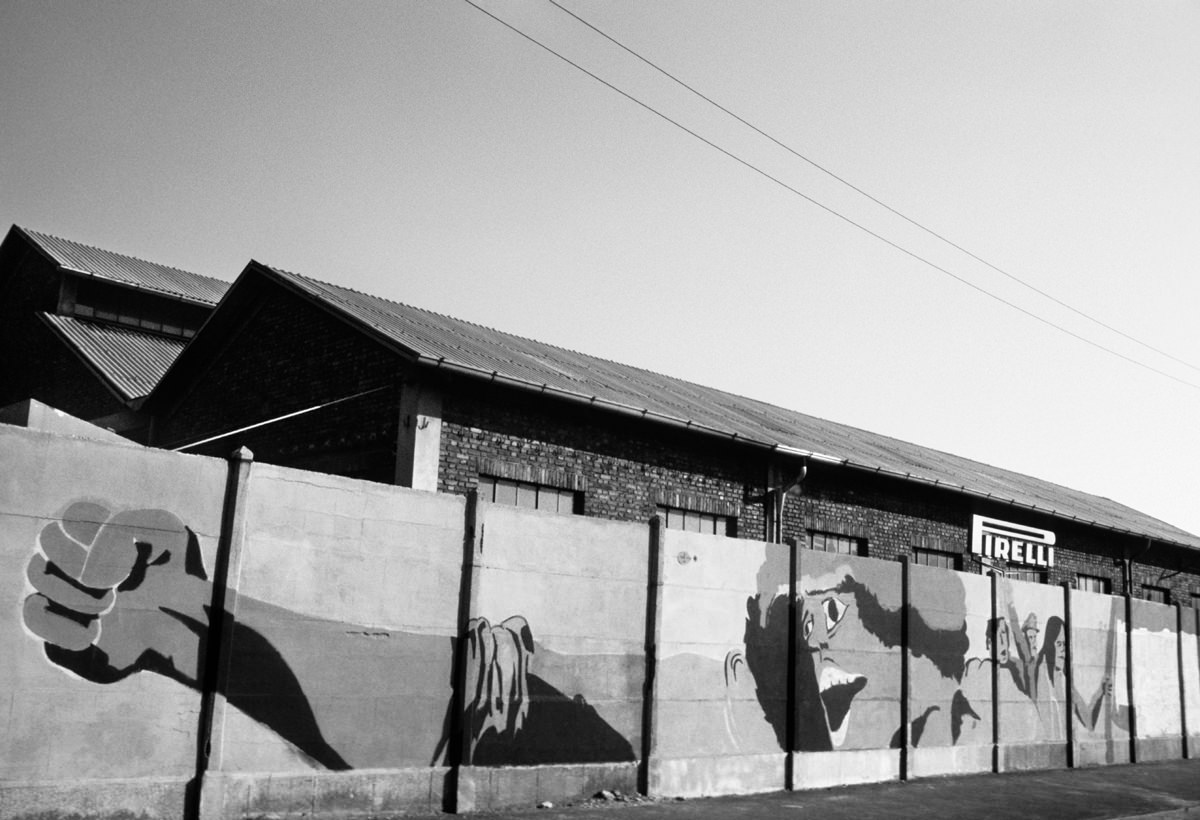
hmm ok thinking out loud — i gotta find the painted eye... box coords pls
[802,611,814,643]
[824,597,847,634]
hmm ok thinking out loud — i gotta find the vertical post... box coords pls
[640,515,666,796]
[990,570,1000,773]
[785,537,800,790]
[1125,590,1138,763]
[1061,581,1075,768]
[448,490,482,813]
[193,446,254,820]
[898,555,910,781]
[1177,603,1188,759]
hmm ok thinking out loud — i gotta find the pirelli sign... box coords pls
[970,514,1055,569]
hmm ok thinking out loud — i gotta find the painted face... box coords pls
[1053,633,1066,669]
[1024,626,1039,650]
[799,569,868,749]
[989,618,1012,665]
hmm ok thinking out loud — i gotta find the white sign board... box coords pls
[970,514,1055,569]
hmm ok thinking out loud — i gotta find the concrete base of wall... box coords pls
[1074,739,1133,767]
[2,776,189,820]
[198,768,449,820]
[910,744,993,778]
[455,761,638,813]
[792,749,900,790]
[1136,737,1184,762]
[647,753,785,798]
[1186,734,1200,759]
[999,742,1068,772]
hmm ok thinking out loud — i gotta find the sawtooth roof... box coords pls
[20,227,229,305]
[234,262,1199,552]
[41,314,187,401]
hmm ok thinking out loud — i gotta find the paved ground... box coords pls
[437,759,1200,820]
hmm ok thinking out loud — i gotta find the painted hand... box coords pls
[22,502,213,686]
[463,615,534,747]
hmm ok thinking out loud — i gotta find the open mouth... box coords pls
[819,664,867,747]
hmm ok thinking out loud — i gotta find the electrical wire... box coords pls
[460,0,1200,392]
[546,0,1200,377]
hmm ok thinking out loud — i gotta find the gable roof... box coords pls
[17,226,229,305]
[41,314,188,402]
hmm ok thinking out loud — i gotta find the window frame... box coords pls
[656,505,735,537]
[477,475,580,515]
[806,530,866,557]
[912,546,961,570]
[1075,574,1112,595]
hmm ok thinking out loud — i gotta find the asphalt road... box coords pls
[434,759,1200,820]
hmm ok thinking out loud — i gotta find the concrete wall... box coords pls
[649,529,787,797]
[1131,599,1183,761]
[456,503,648,810]
[4,421,1200,820]
[2,425,226,820]
[1071,588,1131,766]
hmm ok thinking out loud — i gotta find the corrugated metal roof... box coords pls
[42,314,187,400]
[22,228,229,305]
[260,264,1200,551]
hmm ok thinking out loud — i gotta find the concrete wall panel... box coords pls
[796,550,902,754]
[1183,608,1200,754]
[1070,590,1129,767]
[469,503,646,775]
[216,464,466,773]
[997,578,1066,769]
[1,426,226,814]
[652,531,784,795]
[1130,598,1181,760]
[908,567,992,775]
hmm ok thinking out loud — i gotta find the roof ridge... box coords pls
[262,261,784,396]
[261,263,1114,490]
[21,226,227,285]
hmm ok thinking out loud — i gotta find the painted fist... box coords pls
[23,501,210,684]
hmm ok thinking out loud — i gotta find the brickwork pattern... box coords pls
[437,379,767,537]
[153,289,402,481]
[786,468,969,564]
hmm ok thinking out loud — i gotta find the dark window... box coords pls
[67,276,207,340]
[1191,593,1200,610]
[1008,567,1047,584]
[807,531,866,556]
[478,476,578,514]
[1076,574,1112,594]
[1143,585,1170,604]
[657,505,735,536]
[913,547,960,570]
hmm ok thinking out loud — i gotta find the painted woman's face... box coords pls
[1053,633,1066,668]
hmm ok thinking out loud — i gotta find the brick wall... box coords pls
[787,466,970,563]
[152,288,402,482]
[437,377,768,537]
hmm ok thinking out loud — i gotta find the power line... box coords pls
[546,0,1200,378]
[460,0,1200,393]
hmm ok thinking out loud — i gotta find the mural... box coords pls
[458,616,637,765]
[19,500,634,773]
[735,554,1125,756]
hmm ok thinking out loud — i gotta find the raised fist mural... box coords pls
[23,502,210,685]
[21,501,349,770]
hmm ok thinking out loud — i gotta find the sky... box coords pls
[2,1,1198,536]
